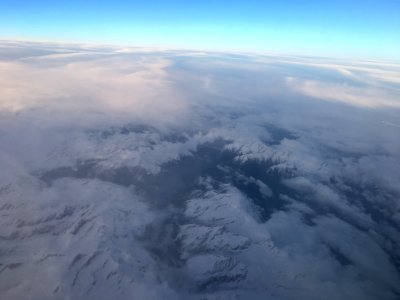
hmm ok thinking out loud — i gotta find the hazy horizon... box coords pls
[1,0,399,59]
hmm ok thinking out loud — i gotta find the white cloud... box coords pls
[286,76,400,108]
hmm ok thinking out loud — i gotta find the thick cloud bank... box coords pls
[0,41,399,300]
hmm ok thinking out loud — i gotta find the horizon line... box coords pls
[2,36,399,64]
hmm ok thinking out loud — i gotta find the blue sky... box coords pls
[0,0,399,59]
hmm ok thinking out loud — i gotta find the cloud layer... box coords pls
[0,41,399,300]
